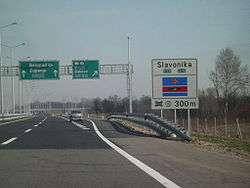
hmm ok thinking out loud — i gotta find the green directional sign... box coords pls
[72,60,100,79]
[19,61,59,80]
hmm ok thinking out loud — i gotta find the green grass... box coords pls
[191,133,250,154]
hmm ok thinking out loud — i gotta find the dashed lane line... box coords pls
[24,129,32,133]
[1,137,18,145]
[71,121,90,130]
[60,116,90,130]
[59,116,69,121]
[0,117,47,146]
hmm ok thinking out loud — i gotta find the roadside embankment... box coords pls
[192,133,250,159]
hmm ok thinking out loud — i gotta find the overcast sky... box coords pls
[0,0,249,104]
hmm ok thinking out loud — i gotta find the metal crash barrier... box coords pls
[107,113,191,141]
[0,113,31,122]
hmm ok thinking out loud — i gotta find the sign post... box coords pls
[72,60,99,79]
[19,60,59,80]
[151,58,199,134]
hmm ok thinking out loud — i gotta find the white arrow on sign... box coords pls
[21,70,26,78]
[54,70,58,77]
[92,70,98,77]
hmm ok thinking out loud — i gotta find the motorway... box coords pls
[0,115,250,188]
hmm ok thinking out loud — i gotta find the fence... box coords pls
[178,117,249,141]
[84,113,250,141]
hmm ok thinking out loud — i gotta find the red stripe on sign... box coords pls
[162,86,187,92]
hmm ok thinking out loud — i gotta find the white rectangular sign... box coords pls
[151,58,198,109]
[151,98,199,109]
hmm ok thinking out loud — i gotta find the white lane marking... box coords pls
[59,116,89,130]
[36,117,47,126]
[60,116,69,121]
[71,121,90,130]
[0,117,47,146]
[24,129,32,133]
[87,119,181,188]
[1,137,18,145]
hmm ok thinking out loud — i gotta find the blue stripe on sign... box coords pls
[163,92,188,96]
[162,77,187,86]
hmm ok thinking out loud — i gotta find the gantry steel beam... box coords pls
[0,64,131,77]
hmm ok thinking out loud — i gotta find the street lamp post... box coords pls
[0,22,17,115]
[12,43,25,113]
[4,56,30,114]
[18,56,30,114]
[1,43,25,113]
[127,36,133,113]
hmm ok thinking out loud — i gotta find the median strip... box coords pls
[0,117,32,126]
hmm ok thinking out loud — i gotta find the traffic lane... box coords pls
[1,116,108,149]
[97,120,250,188]
[0,117,165,188]
[0,149,164,188]
[0,115,45,143]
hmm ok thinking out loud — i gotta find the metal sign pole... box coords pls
[11,48,15,113]
[19,80,21,113]
[188,109,191,135]
[160,109,163,119]
[0,32,3,115]
[21,81,24,113]
[174,109,177,123]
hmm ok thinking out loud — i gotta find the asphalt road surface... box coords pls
[0,115,249,188]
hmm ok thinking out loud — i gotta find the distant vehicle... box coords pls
[69,111,82,121]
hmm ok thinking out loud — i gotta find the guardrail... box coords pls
[108,115,170,137]
[107,113,191,141]
[145,114,191,141]
[0,113,31,122]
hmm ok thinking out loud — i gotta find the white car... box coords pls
[69,111,82,121]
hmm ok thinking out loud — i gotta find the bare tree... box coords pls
[209,48,250,114]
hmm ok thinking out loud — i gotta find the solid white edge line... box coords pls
[87,119,181,188]
[24,129,32,133]
[1,137,18,145]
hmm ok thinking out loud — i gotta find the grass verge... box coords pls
[191,133,250,154]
